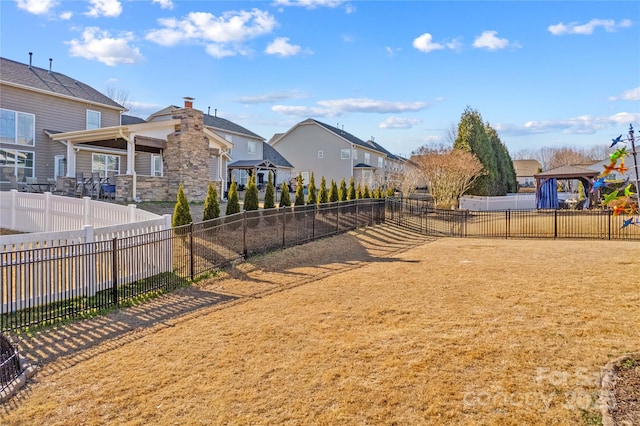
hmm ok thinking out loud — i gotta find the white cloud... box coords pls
[318,98,428,113]
[152,0,174,10]
[272,0,347,9]
[85,0,122,18]
[272,105,337,117]
[473,30,519,50]
[445,38,463,51]
[67,27,144,66]
[608,87,640,101]
[59,10,72,20]
[272,98,428,118]
[412,33,444,53]
[16,0,58,15]
[379,117,422,129]
[238,91,311,104]
[385,46,400,57]
[548,18,632,35]
[495,112,640,136]
[265,37,303,56]
[146,9,277,58]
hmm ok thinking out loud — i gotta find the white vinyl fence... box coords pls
[1,190,174,313]
[459,193,576,211]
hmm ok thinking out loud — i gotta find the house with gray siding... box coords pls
[0,55,125,190]
[269,118,403,191]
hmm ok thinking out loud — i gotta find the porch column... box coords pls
[66,142,76,177]
[126,139,134,175]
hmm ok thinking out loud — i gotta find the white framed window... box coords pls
[0,148,34,182]
[152,154,163,177]
[92,153,120,178]
[86,110,101,130]
[341,148,350,160]
[353,149,358,160]
[378,157,384,168]
[247,141,257,155]
[318,150,323,159]
[54,155,66,178]
[1,109,35,146]
[224,134,233,143]
[364,152,370,165]
[301,171,309,185]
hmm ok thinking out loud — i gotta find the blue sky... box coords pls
[1,0,638,157]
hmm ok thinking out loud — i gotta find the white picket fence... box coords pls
[0,190,174,314]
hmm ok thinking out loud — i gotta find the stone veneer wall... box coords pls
[163,107,211,202]
[116,175,171,202]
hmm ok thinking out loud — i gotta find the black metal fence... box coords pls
[1,199,385,333]
[0,333,22,394]
[386,198,640,241]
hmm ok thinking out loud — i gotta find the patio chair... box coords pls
[8,174,19,191]
[25,176,37,193]
[75,173,85,197]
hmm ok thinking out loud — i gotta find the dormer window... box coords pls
[87,110,101,130]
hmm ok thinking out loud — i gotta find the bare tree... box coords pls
[513,146,607,171]
[390,162,427,198]
[105,87,132,111]
[411,146,485,208]
[444,122,458,146]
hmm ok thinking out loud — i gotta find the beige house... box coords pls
[513,159,542,188]
[0,55,125,189]
[269,118,403,190]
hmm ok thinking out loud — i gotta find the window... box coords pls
[301,171,309,185]
[247,141,257,155]
[364,152,370,165]
[353,149,358,160]
[92,153,120,178]
[0,149,34,182]
[224,134,233,143]
[1,109,35,146]
[152,154,163,177]
[378,157,384,168]
[54,155,66,178]
[341,148,350,160]
[86,110,101,130]
[318,150,323,159]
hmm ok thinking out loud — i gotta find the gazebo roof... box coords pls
[535,164,599,179]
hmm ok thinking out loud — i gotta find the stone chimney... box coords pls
[164,103,208,202]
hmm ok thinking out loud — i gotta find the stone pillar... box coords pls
[164,107,210,202]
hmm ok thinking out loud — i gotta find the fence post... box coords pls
[83,196,90,226]
[128,204,137,222]
[112,237,118,307]
[162,214,171,230]
[554,210,558,239]
[506,210,510,239]
[10,189,17,230]
[282,207,286,248]
[243,211,248,258]
[608,210,612,241]
[44,192,51,232]
[189,222,195,281]
[336,203,340,234]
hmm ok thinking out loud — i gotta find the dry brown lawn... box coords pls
[1,225,639,425]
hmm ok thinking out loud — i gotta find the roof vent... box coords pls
[48,58,53,74]
[28,52,33,69]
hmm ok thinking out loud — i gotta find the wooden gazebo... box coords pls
[534,164,600,209]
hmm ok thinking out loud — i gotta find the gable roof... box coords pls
[263,142,293,168]
[534,164,599,179]
[0,57,124,110]
[146,105,264,140]
[312,119,376,151]
[121,114,146,125]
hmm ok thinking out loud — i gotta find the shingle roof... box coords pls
[312,119,374,151]
[121,114,146,125]
[263,142,293,168]
[203,113,264,140]
[0,57,124,109]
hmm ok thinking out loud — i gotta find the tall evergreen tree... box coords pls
[329,179,339,202]
[263,173,275,209]
[279,181,291,207]
[356,182,363,199]
[307,172,317,204]
[226,178,241,215]
[172,183,192,227]
[347,176,356,200]
[338,178,347,201]
[294,173,305,206]
[386,186,395,197]
[318,176,328,203]
[202,182,220,221]
[486,124,518,194]
[363,185,371,199]
[244,173,259,211]
[453,106,496,196]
